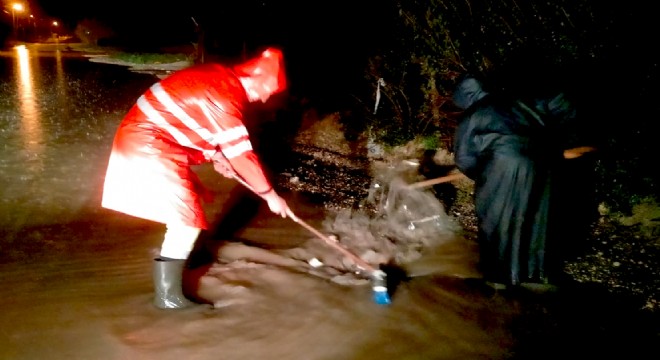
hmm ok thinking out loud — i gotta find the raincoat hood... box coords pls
[234,48,287,103]
[452,75,489,110]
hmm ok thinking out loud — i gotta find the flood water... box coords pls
[0,44,657,360]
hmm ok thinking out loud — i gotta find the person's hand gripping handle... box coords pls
[211,151,290,218]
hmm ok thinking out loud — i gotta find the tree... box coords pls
[74,18,114,46]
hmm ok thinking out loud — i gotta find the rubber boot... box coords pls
[153,258,196,309]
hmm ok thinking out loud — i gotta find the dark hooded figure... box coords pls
[452,74,594,287]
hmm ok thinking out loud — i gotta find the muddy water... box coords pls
[1,44,656,360]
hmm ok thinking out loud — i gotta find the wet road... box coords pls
[0,44,658,359]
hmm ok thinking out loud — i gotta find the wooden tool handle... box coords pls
[407,172,467,189]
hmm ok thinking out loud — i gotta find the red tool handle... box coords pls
[286,211,376,273]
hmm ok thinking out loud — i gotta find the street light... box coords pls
[11,3,24,36]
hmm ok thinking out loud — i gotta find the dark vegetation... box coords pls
[347,0,658,218]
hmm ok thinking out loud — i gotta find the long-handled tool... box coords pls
[224,169,391,305]
[408,150,595,189]
[285,210,391,305]
[407,171,467,189]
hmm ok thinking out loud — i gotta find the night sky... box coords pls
[31,0,391,93]
[33,0,388,48]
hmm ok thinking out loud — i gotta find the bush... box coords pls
[351,0,658,214]
[109,52,189,65]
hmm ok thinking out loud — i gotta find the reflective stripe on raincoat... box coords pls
[102,63,274,229]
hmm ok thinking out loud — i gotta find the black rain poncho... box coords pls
[452,76,575,285]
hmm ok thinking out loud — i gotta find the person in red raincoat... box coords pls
[102,47,290,309]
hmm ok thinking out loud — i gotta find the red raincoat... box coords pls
[102,49,286,229]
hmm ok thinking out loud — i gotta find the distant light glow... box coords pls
[14,45,44,164]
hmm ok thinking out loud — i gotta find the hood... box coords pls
[234,48,287,103]
[452,75,489,110]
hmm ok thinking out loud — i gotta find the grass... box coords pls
[108,52,189,65]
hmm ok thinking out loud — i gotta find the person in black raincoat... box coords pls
[452,74,595,288]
